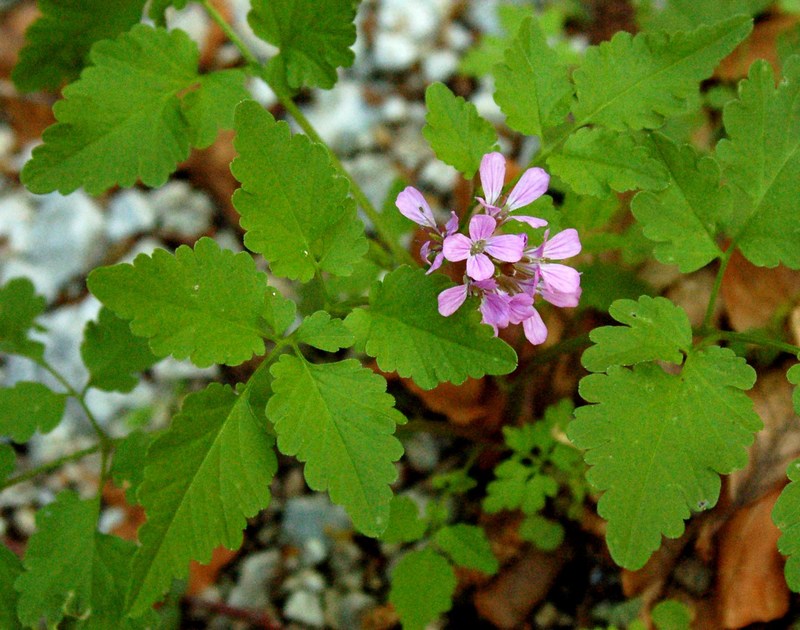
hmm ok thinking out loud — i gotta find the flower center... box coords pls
[470,240,486,256]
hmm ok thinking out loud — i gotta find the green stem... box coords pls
[699,329,800,356]
[0,444,102,492]
[702,247,734,330]
[198,0,416,269]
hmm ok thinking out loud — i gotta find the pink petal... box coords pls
[444,211,459,236]
[426,251,445,274]
[479,152,505,206]
[539,264,581,295]
[467,253,495,281]
[506,167,549,210]
[476,197,502,216]
[469,214,497,241]
[438,284,468,316]
[542,228,581,259]
[472,278,498,291]
[541,286,581,308]
[507,293,534,324]
[506,214,548,228]
[442,233,471,261]
[480,292,510,332]
[484,234,525,262]
[523,309,548,345]
[396,186,437,228]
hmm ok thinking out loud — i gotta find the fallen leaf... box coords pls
[187,546,239,597]
[716,12,799,81]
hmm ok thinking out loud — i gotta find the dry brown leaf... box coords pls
[715,488,789,628]
[403,376,506,427]
[183,129,239,225]
[716,13,799,81]
[721,249,800,332]
[102,482,146,542]
[187,546,239,597]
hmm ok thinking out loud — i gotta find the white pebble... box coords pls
[284,591,324,627]
[422,49,459,82]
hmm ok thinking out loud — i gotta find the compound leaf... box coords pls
[423,82,498,178]
[81,308,160,393]
[572,16,752,130]
[631,133,729,272]
[582,296,692,373]
[434,524,499,574]
[774,458,800,591]
[494,17,573,137]
[0,278,46,361]
[248,0,357,90]
[389,548,457,630]
[717,57,800,268]
[295,311,354,352]
[267,356,404,536]
[0,382,66,443]
[12,0,146,93]
[21,25,238,195]
[345,266,517,390]
[126,383,277,616]
[88,237,270,368]
[570,346,761,569]
[15,491,153,629]
[380,495,427,544]
[231,100,367,281]
[547,128,669,198]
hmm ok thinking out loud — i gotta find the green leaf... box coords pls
[631,133,728,272]
[572,16,752,130]
[651,599,692,630]
[81,308,160,393]
[423,82,498,178]
[126,383,277,616]
[231,100,367,281]
[380,495,427,544]
[148,0,189,26]
[774,459,800,591]
[263,287,297,337]
[788,364,800,415]
[582,296,692,373]
[547,128,669,198]
[248,0,357,90]
[494,17,572,137]
[267,356,404,536]
[88,237,270,368]
[639,0,769,32]
[578,262,654,313]
[0,544,22,630]
[570,346,761,569]
[15,491,152,629]
[296,311,355,352]
[389,548,457,630]
[717,57,800,268]
[0,277,46,361]
[182,70,250,149]
[434,524,499,574]
[21,25,236,195]
[110,430,152,505]
[0,444,15,480]
[345,267,517,390]
[483,461,558,514]
[519,514,565,551]
[12,0,146,93]
[0,382,66,443]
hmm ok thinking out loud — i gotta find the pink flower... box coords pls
[442,215,525,281]
[437,278,509,334]
[476,152,549,229]
[518,229,582,308]
[396,187,459,274]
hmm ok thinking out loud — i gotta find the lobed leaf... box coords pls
[493,17,573,137]
[12,0,146,93]
[582,296,692,373]
[248,0,357,90]
[434,524,499,574]
[231,100,367,281]
[88,237,271,368]
[182,69,251,149]
[81,308,160,393]
[0,382,66,443]
[788,364,800,415]
[639,0,769,32]
[631,133,729,272]
[0,278,46,361]
[126,384,277,616]
[295,311,355,352]
[570,346,761,569]
[380,496,427,544]
[519,514,565,550]
[547,128,669,198]
[572,16,752,130]
[267,356,404,536]
[22,25,246,195]
[717,57,800,268]
[774,458,800,591]
[389,548,457,630]
[423,82,498,178]
[263,287,297,337]
[345,266,518,390]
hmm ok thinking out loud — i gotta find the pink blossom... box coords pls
[518,228,582,308]
[442,215,525,281]
[475,152,548,228]
[396,186,459,274]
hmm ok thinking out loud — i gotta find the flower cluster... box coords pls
[395,152,581,345]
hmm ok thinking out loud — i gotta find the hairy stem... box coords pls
[197,0,416,268]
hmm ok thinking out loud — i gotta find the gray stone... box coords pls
[283,590,324,627]
[106,189,156,242]
[227,549,281,610]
